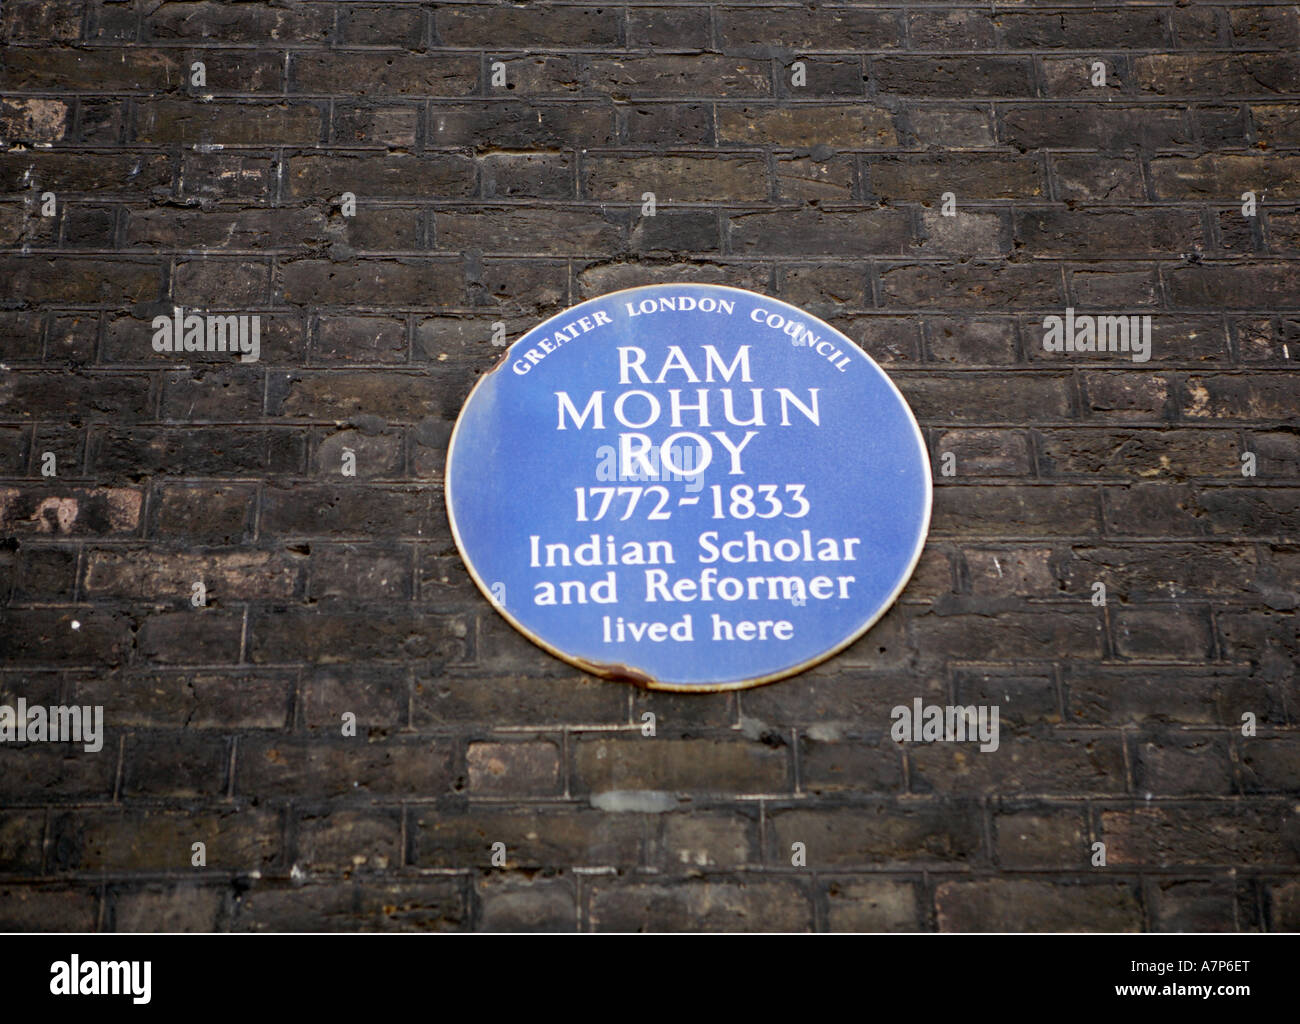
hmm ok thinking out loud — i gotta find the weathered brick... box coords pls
[1037,429,1241,480]
[572,736,789,795]
[627,8,711,51]
[0,258,158,305]
[1152,155,1300,200]
[0,487,142,536]
[0,608,133,666]
[1133,732,1235,795]
[0,743,117,802]
[998,11,1169,49]
[1101,803,1299,867]
[936,879,1143,932]
[56,808,282,871]
[438,5,620,47]
[148,484,256,544]
[953,668,1060,728]
[292,53,477,97]
[0,152,170,194]
[435,208,619,254]
[289,153,474,199]
[478,875,576,932]
[83,548,297,601]
[995,807,1089,868]
[111,884,225,933]
[88,427,305,477]
[730,209,911,256]
[588,878,811,932]
[145,2,334,43]
[768,801,984,866]
[1002,106,1190,150]
[338,5,422,47]
[412,806,644,869]
[799,734,903,794]
[0,886,97,931]
[294,808,403,872]
[653,810,756,871]
[1,47,281,92]
[1050,155,1147,200]
[71,670,294,730]
[881,265,1063,308]
[137,609,244,665]
[434,100,614,149]
[234,880,465,932]
[608,103,703,148]
[248,608,471,665]
[268,370,463,421]
[909,11,996,50]
[136,101,323,145]
[583,155,767,202]
[122,733,230,798]
[0,811,45,873]
[1138,54,1300,96]
[237,736,453,799]
[874,57,1033,97]
[588,56,770,98]
[933,428,1031,476]
[411,670,626,728]
[1147,878,1240,933]
[468,740,562,797]
[2,0,83,42]
[912,736,1127,797]
[1016,210,1203,255]
[825,879,920,931]
[933,485,1100,538]
[280,259,464,308]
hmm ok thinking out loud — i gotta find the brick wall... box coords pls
[0,0,1296,932]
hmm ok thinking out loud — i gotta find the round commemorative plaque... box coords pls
[445,283,931,692]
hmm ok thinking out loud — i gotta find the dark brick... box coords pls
[995,807,1089,868]
[57,808,282,871]
[136,101,323,145]
[249,607,471,665]
[438,5,619,47]
[237,736,453,799]
[148,484,256,545]
[911,735,1126,796]
[588,878,812,932]
[468,740,562,797]
[589,56,770,98]
[1102,803,1299,867]
[292,54,477,98]
[111,884,225,933]
[478,875,576,932]
[235,880,466,932]
[145,3,334,44]
[71,670,294,730]
[137,609,244,665]
[0,886,97,931]
[280,260,464,309]
[825,879,920,931]
[936,880,1142,932]
[411,806,645,869]
[768,802,984,867]
[122,733,230,798]
[584,154,767,202]
[572,736,789,796]
[874,57,1033,97]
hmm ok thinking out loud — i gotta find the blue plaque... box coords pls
[445,284,931,691]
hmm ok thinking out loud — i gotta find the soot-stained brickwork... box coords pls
[0,0,1297,933]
